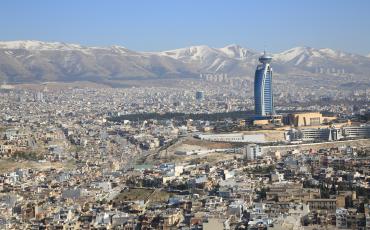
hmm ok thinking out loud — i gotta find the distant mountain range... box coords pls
[0,40,369,85]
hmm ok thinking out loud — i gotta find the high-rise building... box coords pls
[195,91,204,101]
[254,51,274,116]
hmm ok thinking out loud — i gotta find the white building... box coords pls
[246,144,262,161]
[336,208,349,229]
[195,133,266,143]
[342,125,370,138]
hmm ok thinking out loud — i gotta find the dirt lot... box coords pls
[114,188,171,203]
[181,139,235,149]
[0,159,75,174]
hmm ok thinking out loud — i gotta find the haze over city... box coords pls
[0,1,369,229]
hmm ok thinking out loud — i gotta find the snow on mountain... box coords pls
[0,40,86,51]
[0,40,369,84]
[158,44,258,74]
[218,44,251,59]
[160,44,254,61]
[271,46,370,79]
[274,46,355,64]
[160,45,221,63]
[0,40,139,56]
[318,48,349,58]
[0,40,197,82]
[274,47,312,64]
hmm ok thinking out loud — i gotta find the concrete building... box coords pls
[195,91,205,101]
[342,125,370,138]
[286,112,323,127]
[300,128,332,141]
[307,199,336,211]
[194,133,266,143]
[336,208,348,229]
[245,144,262,161]
[286,127,343,142]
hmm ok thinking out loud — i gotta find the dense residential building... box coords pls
[0,80,368,229]
[1,1,370,229]
[245,144,262,161]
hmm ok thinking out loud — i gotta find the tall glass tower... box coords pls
[254,51,274,116]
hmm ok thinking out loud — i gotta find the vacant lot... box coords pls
[182,138,235,148]
[0,159,75,174]
[114,188,172,203]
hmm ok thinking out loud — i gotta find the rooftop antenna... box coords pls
[259,44,272,64]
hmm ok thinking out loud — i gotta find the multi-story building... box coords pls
[300,128,331,141]
[342,125,370,138]
[365,204,370,230]
[245,144,262,161]
[194,133,266,143]
[286,128,333,141]
[286,112,323,127]
[336,208,349,229]
[195,91,205,101]
[254,51,274,116]
[286,125,370,142]
[307,199,337,211]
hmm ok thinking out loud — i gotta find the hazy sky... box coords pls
[1,0,370,55]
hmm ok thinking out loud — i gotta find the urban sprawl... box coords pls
[0,54,369,230]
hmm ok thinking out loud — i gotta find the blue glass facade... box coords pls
[254,53,274,116]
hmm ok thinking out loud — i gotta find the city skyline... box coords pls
[1,0,370,55]
[0,1,369,229]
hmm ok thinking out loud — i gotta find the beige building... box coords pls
[287,112,323,127]
[266,184,320,202]
[307,199,337,211]
[203,218,227,230]
[286,112,337,127]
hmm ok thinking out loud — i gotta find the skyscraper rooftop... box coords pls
[258,51,273,64]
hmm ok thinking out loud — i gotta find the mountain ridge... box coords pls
[0,40,369,84]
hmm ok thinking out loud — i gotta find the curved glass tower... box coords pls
[254,51,274,116]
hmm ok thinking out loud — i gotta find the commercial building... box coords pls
[285,125,370,142]
[251,115,283,126]
[285,128,332,142]
[284,112,338,127]
[254,51,274,116]
[300,128,332,141]
[195,91,205,101]
[342,125,370,138]
[194,133,266,143]
[286,112,323,127]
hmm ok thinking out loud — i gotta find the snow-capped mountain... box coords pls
[158,44,258,75]
[0,40,369,84]
[0,40,195,82]
[0,40,85,51]
[160,44,253,61]
[272,46,370,77]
